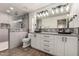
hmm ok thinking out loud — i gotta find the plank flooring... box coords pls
[0,47,50,56]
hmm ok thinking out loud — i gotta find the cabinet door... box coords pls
[49,35,55,55]
[55,36,65,56]
[65,37,78,56]
[40,34,51,53]
[35,34,41,50]
[30,34,37,48]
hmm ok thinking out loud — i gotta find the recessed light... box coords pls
[10,7,14,10]
[6,10,10,13]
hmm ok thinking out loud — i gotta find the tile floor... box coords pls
[0,47,50,56]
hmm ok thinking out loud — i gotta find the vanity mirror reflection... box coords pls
[57,19,67,28]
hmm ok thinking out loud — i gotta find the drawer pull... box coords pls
[44,45,49,47]
[44,40,50,42]
[43,49,49,52]
[44,36,49,37]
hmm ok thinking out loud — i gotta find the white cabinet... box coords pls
[55,35,78,56]
[65,37,78,56]
[29,33,41,50]
[40,34,55,55]
[29,33,78,56]
[29,33,36,48]
[55,36,65,56]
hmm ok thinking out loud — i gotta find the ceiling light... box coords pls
[6,10,10,13]
[10,7,14,10]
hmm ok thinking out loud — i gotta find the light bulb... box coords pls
[37,14,40,17]
[56,8,59,14]
[66,5,70,12]
[60,6,64,13]
[43,12,46,16]
[46,12,48,16]
[40,13,42,17]
[52,10,54,15]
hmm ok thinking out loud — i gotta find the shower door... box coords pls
[0,29,9,51]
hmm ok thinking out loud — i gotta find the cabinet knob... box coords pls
[43,49,50,52]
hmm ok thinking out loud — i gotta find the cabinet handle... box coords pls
[62,37,64,42]
[65,37,67,42]
[43,49,49,52]
[44,36,49,37]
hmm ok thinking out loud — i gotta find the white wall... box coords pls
[10,32,27,49]
[23,14,29,32]
[0,13,13,24]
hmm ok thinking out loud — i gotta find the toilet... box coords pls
[22,38,31,48]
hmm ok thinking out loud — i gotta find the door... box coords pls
[65,36,78,56]
[55,36,65,56]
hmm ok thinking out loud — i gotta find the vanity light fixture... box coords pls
[52,8,55,15]
[37,14,40,17]
[55,8,59,14]
[45,10,49,16]
[37,10,49,18]
[40,13,43,17]
[52,10,54,14]
[60,5,64,13]
[66,4,70,12]
[42,11,46,16]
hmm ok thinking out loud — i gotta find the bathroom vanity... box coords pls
[29,33,78,56]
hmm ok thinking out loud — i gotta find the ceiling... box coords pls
[0,3,51,14]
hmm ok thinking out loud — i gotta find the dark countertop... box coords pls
[29,32,79,37]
